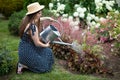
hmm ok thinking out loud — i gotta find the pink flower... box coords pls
[100,36,108,43]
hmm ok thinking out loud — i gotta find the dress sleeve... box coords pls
[29,23,36,36]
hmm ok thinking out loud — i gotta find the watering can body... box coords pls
[40,25,61,43]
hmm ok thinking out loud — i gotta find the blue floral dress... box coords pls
[18,24,54,73]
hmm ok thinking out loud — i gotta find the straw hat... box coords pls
[26,2,45,15]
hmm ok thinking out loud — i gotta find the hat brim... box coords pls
[26,5,45,15]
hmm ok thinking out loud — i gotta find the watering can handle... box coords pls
[51,20,64,36]
[40,17,64,36]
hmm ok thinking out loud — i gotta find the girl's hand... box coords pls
[45,41,50,47]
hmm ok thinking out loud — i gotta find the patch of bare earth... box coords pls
[101,42,120,80]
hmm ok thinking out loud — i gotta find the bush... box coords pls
[8,10,26,36]
[42,9,55,17]
[24,0,52,9]
[0,42,14,76]
[0,0,24,18]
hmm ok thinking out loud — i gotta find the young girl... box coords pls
[17,2,54,74]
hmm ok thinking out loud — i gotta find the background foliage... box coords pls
[8,10,26,36]
[24,0,52,9]
[0,0,24,18]
[0,41,15,76]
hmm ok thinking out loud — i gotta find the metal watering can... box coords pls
[39,24,73,46]
[40,24,61,43]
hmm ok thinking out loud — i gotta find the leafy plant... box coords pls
[0,0,24,18]
[24,0,52,9]
[8,10,26,36]
[108,12,120,41]
[42,9,55,17]
[67,42,108,74]
[0,41,14,76]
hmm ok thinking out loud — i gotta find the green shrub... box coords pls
[42,9,54,17]
[0,42,14,76]
[105,12,120,56]
[8,10,26,36]
[24,0,52,9]
[0,0,24,18]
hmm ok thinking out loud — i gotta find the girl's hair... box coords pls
[19,12,43,38]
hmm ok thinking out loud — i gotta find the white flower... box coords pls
[98,2,103,6]
[102,1,107,4]
[115,10,119,14]
[61,4,66,10]
[57,4,65,11]
[57,2,60,7]
[111,1,115,4]
[49,3,53,10]
[56,13,60,17]
[61,17,68,22]
[77,7,83,13]
[62,14,68,18]
[51,10,57,13]
[59,11,64,14]
[83,8,87,12]
[73,12,79,17]
[109,1,115,6]
[74,4,80,9]
[91,21,96,26]
[68,16,73,21]
[94,16,99,21]
[106,4,112,11]
[95,0,103,11]
[95,0,102,4]
[79,13,85,18]
[90,14,96,19]
[87,16,92,22]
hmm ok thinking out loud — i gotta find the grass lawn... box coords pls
[0,19,107,80]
